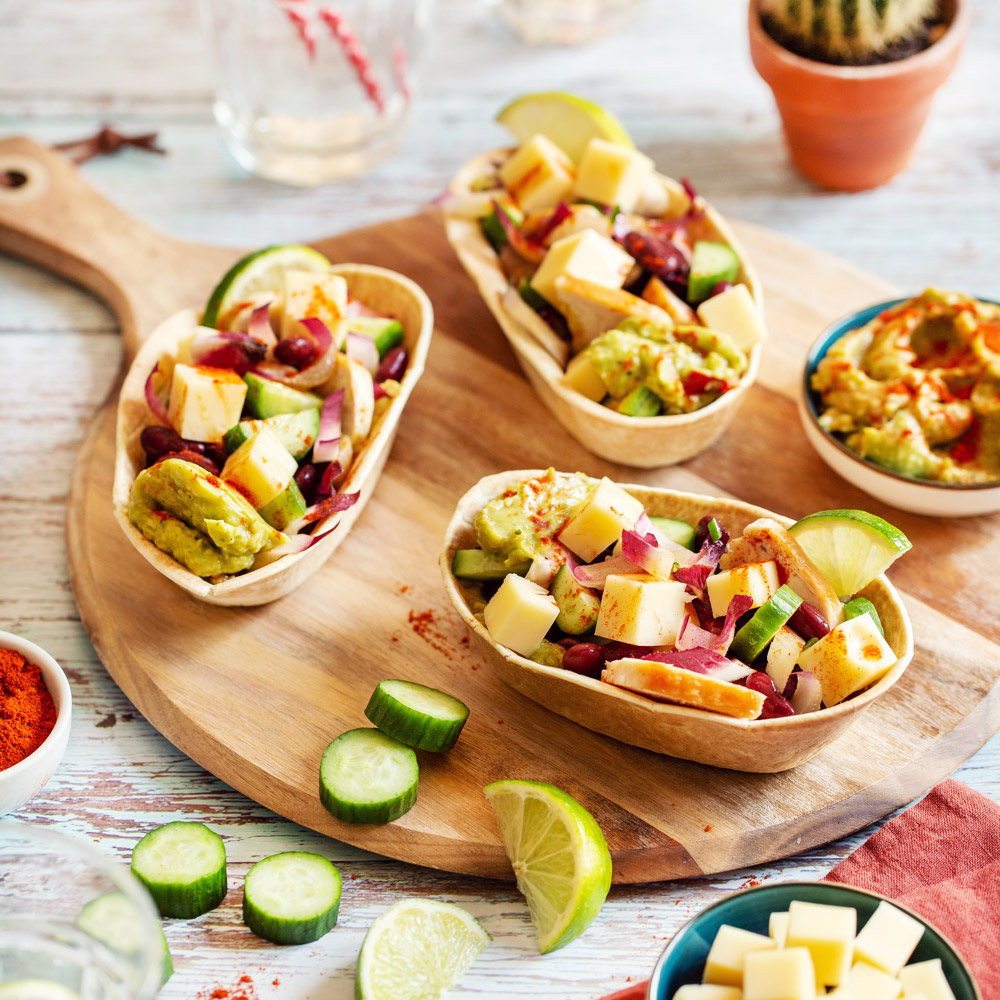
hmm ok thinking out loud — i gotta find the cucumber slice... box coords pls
[518,278,553,312]
[258,480,308,531]
[244,372,323,418]
[551,564,600,635]
[729,584,803,664]
[224,409,321,460]
[688,241,741,304]
[481,200,524,253]
[451,549,530,581]
[243,852,341,945]
[648,516,697,551]
[618,385,662,417]
[130,822,227,919]
[842,596,884,635]
[365,680,470,753]
[319,728,418,824]
[77,891,173,986]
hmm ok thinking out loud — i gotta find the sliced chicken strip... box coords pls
[720,517,844,627]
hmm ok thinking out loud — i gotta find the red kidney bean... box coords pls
[788,602,831,640]
[375,346,408,383]
[711,280,734,297]
[745,670,795,719]
[295,463,320,504]
[141,425,186,462]
[275,336,318,369]
[621,231,690,283]
[562,643,605,678]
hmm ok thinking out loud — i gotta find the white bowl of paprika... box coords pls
[0,630,72,816]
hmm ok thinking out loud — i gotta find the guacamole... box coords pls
[474,469,593,569]
[812,289,1000,484]
[582,317,747,415]
[129,458,285,577]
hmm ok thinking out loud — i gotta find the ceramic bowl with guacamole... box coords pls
[799,290,1000,517]
[442,134,766,469]
[113,254,433,607]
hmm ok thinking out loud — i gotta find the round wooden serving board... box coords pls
[3,137,999,883]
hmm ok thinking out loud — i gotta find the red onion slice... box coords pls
[345,332,379,375]
[312,390,344,464]
[262,524,338,561]
[494,200,547,263]
[790,671,823,714]
[298,317,333,357]
[284,490,359,536]
[373,381,389,401]
[248,303,278,348]
[144,364,170,424]
[676,594,752,655]
[636,648,749,681]
[568,553,637,590]
[344,297,379,318]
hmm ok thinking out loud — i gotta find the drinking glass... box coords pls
[495,0,644,45]
[0,823,163,1000]
[200,0,433,185]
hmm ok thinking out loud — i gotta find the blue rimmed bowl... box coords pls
[647,880,981,1000]
[799,297,1000,517]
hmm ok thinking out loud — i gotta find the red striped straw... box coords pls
[392,41,410,100]
[277,0,317,60]
[318,5,385,113]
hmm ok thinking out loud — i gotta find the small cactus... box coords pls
[760,0,940,64]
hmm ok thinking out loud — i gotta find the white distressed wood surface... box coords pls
[1,0,998,996]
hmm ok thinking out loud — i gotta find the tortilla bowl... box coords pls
[442,150,765,469]
[113,263,433,607]
[440,470,914,772]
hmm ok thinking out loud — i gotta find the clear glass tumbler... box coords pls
[0,823,164,1000]
[496,0,644,45]
[200,0,433,185]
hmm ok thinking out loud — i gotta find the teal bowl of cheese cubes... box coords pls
[647,880,980,1000]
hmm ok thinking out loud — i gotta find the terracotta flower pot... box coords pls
[748,0,969,191]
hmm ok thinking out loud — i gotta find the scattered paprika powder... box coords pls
[0,647,58,770]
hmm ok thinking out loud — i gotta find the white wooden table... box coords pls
[2,1,998,996]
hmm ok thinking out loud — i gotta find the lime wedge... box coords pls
[202,244,330,329]
[484,779,612,954]
[788,509,912,599]
[355,898,490,1000]
[496,92,634,163]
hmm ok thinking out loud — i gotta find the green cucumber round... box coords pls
[243,852,341,945]
[319,728,418,824]
[729,584,803,664]
[365,679,470,752]
[77,890,173,985]
[130,821,227,919]
[842,596,884,635]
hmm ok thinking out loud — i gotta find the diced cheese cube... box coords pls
[673,987,744,1000]
[703,925,777,988]
[797,615,897,707]
[573,137,655,212]
[562,351,607,402]
[898,960,956,1000]
[743,948,815,1000]
[706,561,780,619]
[499,133,575,214]
[281,270,348,339]
[221,424,298,509]
[696,284,767,353]
[769,911,790,948]
[854,901,925,976]
[765,626,806,692]
[167,363,248,443]
[530,229,634,306]
[558,477,643,562]
[483,573,559,658]
[845,961,902,1000]
[595,575,689,647]
[786,900,856,988]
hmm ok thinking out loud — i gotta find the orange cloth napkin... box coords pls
[597,779,996,1000]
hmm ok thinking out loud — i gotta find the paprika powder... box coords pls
[0,647,58,770]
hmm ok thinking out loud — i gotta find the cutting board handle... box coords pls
[0,135,235,359]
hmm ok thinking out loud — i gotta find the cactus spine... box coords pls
[760,0,939,63]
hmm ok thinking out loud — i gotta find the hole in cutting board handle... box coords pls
[0,155,49,203]
[0,170,27,188]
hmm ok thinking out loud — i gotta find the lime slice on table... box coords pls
[201,244,330,328]
[484,779,612,954]
[496,92,634,163]
[788,509,912,599]
[355,898,490,1000]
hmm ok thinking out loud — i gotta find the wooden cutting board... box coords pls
[2,136,999,884]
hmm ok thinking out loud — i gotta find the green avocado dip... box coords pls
[812,289,1000,484]
[581,317,747,416]
[129,458,285,577]
[474,468,593,569]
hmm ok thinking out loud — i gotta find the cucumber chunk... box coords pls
[551,564,601,635]
[319,728,418,824]
[224,409,321,460]
[345,317,404,359]
[842,596,884,635]
[648,516,697,551]
[244,372,322,418]
[729,584,803,664]
[259,480,308,531]
[130,822,227,919]
[451,549,530,581]
[518,278,553,312]
[618,385,662,417]
[243,852,341,945]
[481,200,524,253]
[365,679,470,753]
[688,241,740,304]
[77,891,173,986]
